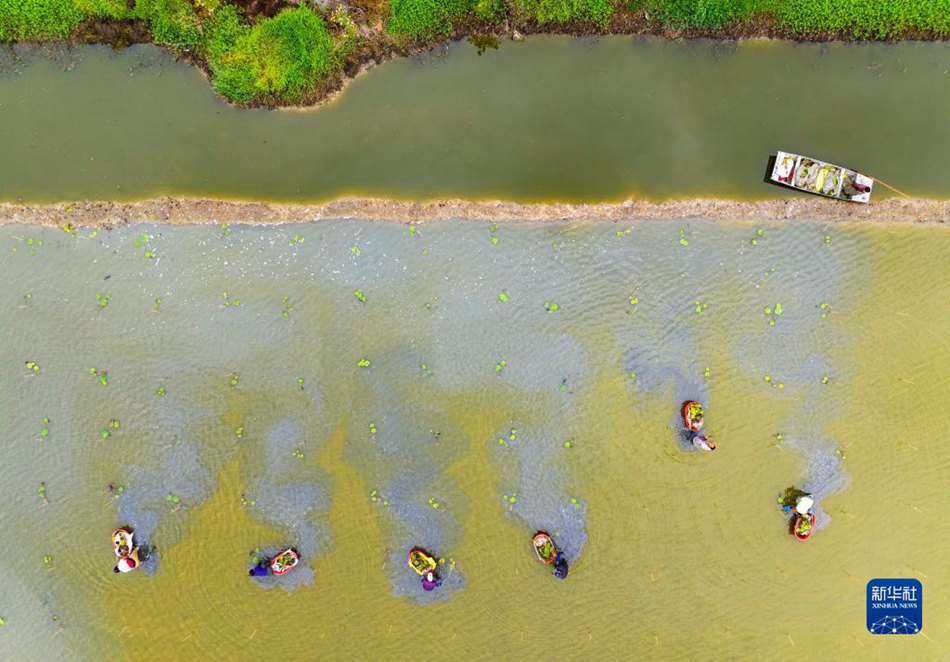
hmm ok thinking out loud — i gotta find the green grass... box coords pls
[207,6,338,104]
[519,0,616,26]
[387,0,472,38]
[637,0,751,29]
[134,0,202,47]
[771,0,950,38]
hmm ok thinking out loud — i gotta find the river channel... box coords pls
[1,37,949,202]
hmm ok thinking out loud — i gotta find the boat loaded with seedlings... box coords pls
[408,548,438,576]
[770,151,874,203]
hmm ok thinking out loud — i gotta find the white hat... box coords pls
[795,495,814,515]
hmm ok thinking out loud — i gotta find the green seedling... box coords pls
[494,359,506,373]
[25,360,40,373]
[427,497,440,510]
[229,373,239,388]
[678,229,689,246]
[704,366,711,379]
[297,377,305,390]
[221,292,241,307]
[152,297,163,311]
[40,418,51,438]
[418,364,433,378]
[498,291,509,303]
[369,421,377,436]
[235,427,244,439]
[615,227,632,237]
[408,225,418,236]
[94,292,111,308]
[156,385,166,396]
[354,289,366,303]
[165,493,180,505]
[357,358,371,368]
[220,224,230,237]
[628,296,639,312]
[563,439,573,449]
[289,234,305,246]
[694,299,709,314]
[349,245,362,257]
[282,296,293,318]
[544,301,560,314]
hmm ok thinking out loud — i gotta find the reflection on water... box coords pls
[1,220,948,658]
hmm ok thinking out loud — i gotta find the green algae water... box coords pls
[1,219,948,658]
[1,38,950,202]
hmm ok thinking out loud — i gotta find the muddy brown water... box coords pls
[0,38,949,203]
[1,219,948,658]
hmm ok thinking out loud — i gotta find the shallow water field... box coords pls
[1,219,948,658]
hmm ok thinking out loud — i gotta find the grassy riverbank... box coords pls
[1,1,948,107]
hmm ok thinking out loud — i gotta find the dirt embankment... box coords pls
[1,197,947,229]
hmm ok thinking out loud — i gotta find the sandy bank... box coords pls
[0,197,947,228]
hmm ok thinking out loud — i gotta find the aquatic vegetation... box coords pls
[349,245,362,257]
[288,233,305,246]
[39,418,51,439]
[678,229,690,247]
[354,289,367,303]
[229,372,239,388]
[408,225,418,236]
[693,299,709,314]
[133,232,156,259]
[165,493,181,505]
[221,292,241,307]
[37,483,48,502]
[562,439,573,449]
[156,385,167,396]
[498,428,518,445]
[544,301,560,313]
[152,297,163,311]
[615,227,633,237]
[418,363,433,378]
[627,295,639,313]
[357,358,371,368]
[369,489,389,506]
[89,367,108,386]
[427,496,440,509]
[498,291,509,303]
[489,224,499,245]
[298,377,305,390]
[94,292,111,308]
[25,360,40,373]
[282,296,293,318]
[750,228,765,246]
[494,359,507,373]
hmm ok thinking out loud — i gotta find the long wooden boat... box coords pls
[770,151,873,203]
